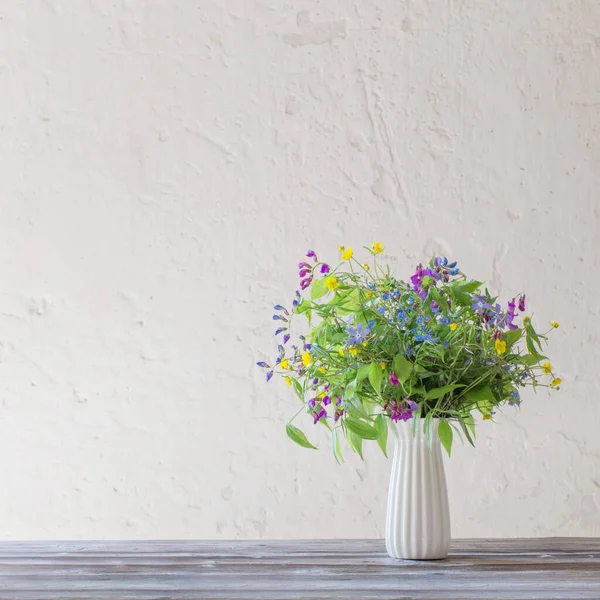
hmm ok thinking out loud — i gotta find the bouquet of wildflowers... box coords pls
[257,243,560,459]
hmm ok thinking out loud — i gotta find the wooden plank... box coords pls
[0,539,597,599]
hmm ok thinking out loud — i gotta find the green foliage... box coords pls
[368,362,383,395]
[438,419,453,457]
[375,414,388,457]
[261,245,560,461]
[345,417,380,440]
[393,354,413,383]
[286,424,317,450]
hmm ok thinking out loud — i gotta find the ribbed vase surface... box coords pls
[385,419,451,560]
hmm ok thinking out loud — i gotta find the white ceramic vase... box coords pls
[385,418,451,560]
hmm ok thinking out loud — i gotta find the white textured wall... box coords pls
[1,0,599,539]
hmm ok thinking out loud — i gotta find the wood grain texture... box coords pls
[0,539,598,599]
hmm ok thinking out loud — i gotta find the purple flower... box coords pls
[274,304,288,313]
[406,399,419,411]
[320,264,331,274]
[390,405,413,422]
[298,269,309,278]
[434,257,443,267]
[389,371,400,386]
[334,395,342,406]
[298,262,311,270]
[313,408,326,424]
[283,334,291,345]
[300,277,312,290]
[346,322,372,346]
[506,298,519,330]
[306,250,318,262]
[308,398,316,408]
[256,362,270,368]
[519,295,526,312]
[266,371,274,382]
[471,295,492,316]
[397,407,413,421]
[322,395,331,406]
[273,314,287,321]
[274,327,287,336]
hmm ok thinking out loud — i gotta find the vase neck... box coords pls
[390,418,439,442]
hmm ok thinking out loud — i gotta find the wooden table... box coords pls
[0,539,598,599]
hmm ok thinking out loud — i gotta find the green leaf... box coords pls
[294,301,311,315]
[425,383,465,400]
[357,364,371,381]
[292,379,304,401]
[464,384,495,415]
[524,321,543,352]
[525,335,537,355]
[375,414,388,458]
[504,328,522,349]
[285,424,317,450]
[464,384,494,404]
[310,278,329,300]
[331,429,344,464]
[458,415,476,447]
[393,354,413,383]
[520,353,547,366]
[334,289,361,315]
[344,394,369,418]
[345,417,380,440]
[424,412,434,447]
[368,362,383,395]
[346,431,364,460]
[345,376,358,397]
[438,419,453,457]
[453,280,483,294]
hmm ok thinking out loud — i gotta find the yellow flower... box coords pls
[543,361,552,375]
[365,290,373,298]
[380,363,386,370]
[302,352,311,366]
[341,247,353,260]
[284,376,292,387]
[482,414,493,421]
[279,358,289,370]
[371,241,384,254]
[339,347,345,357]
[362,340,368,347]
[495,338,507,354]
[318,365,328,374]
[362,263,370,271]
[523,316,531,324]
[338,245,345,252]
[449,323,458,331]
[552,321,559,328]
[325,276,338,291]
[551,378,562,387]
[348,346,361,356]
